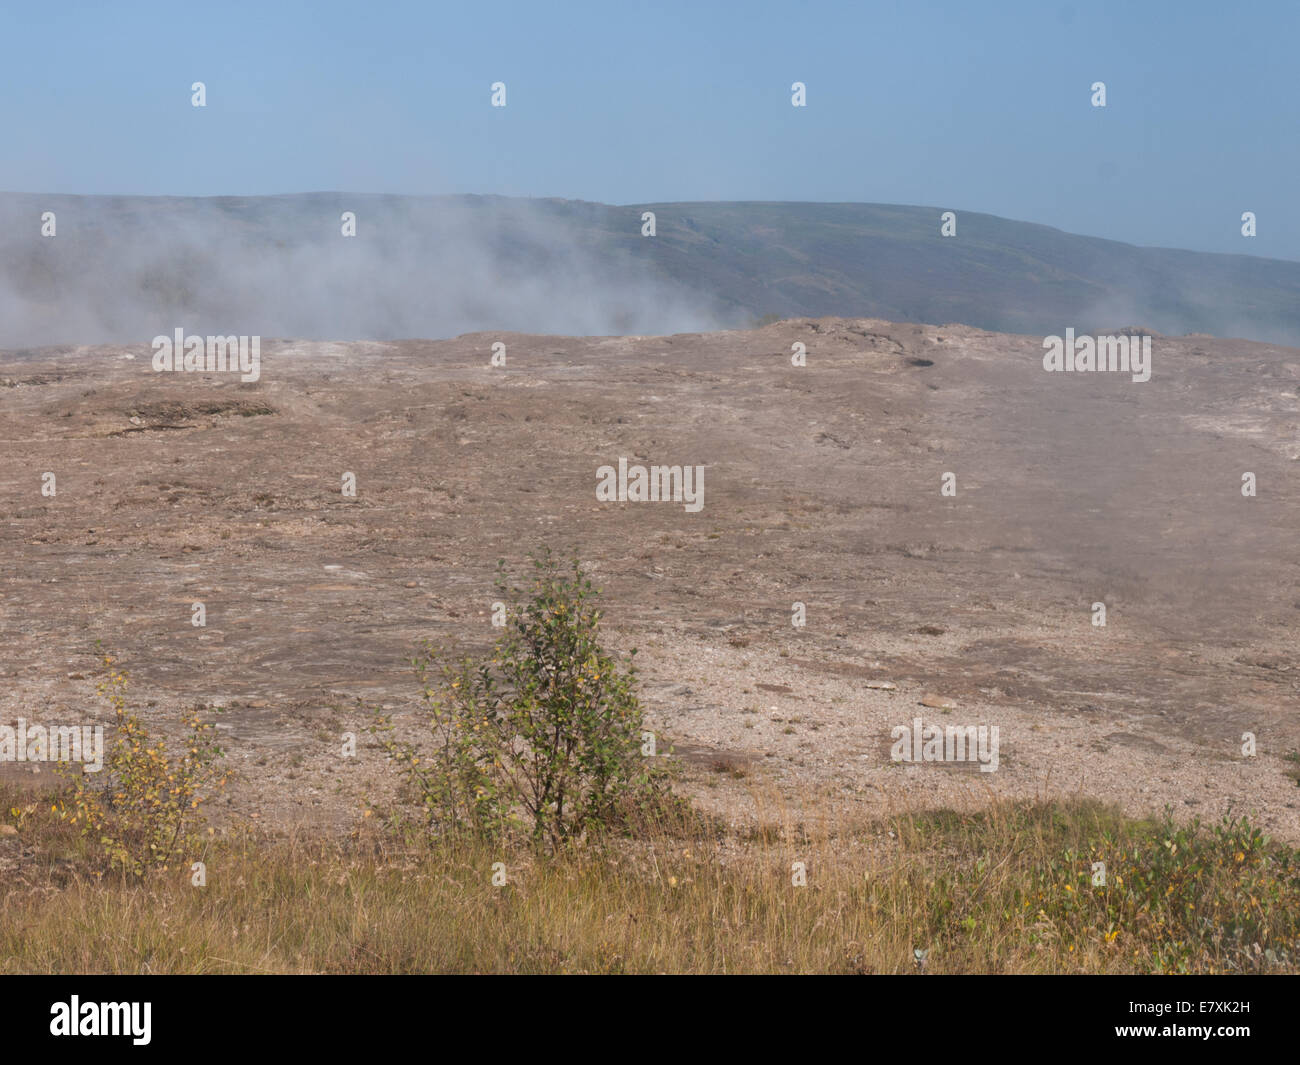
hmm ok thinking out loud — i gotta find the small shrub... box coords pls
[376,551,675,845]
[1032,808,1300,972]
[55,655,227,876]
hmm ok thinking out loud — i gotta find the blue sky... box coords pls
[3,0,1297,258]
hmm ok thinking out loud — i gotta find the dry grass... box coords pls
[4,786,1298,974]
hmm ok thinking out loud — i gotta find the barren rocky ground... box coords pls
[2,318,1297,840]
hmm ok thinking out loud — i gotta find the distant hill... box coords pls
[3,192,1299,346]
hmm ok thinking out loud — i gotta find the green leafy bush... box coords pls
[377,551,675,845]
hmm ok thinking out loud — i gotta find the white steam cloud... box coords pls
[0,193,729,348]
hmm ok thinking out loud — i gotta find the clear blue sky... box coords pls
[3,0,1297,259]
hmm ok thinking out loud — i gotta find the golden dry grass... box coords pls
[4,788,1297,974]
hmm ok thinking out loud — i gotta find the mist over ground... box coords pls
[5,192,1300,348]
[0,193,731,348]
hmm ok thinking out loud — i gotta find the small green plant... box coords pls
[55,655,227,876]
[1032,808,1300,972]
[376,550,675,846]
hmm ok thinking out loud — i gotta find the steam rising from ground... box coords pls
[6,192,1300,349]
[0,193,728,348]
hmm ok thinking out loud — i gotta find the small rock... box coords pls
[919,693,957,710]
[866,681,897,691]
[129,416,142,426]
[1245,657,1289,672]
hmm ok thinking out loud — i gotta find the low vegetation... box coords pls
[2,561,1297,973]
[52,654,227,877]
[3,792,1298,973]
